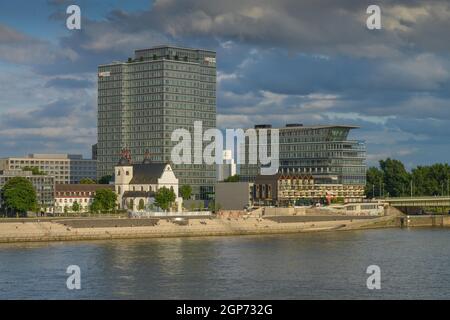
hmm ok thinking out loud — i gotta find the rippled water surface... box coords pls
[1,228,450,299]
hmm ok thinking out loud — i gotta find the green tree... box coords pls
[366,158,450,197]
[365,167,384,198]
[138,199,145,211]
[207,200,221,212]
[154,187,176,211]
[208,200,215,212]
[80,178,96,184]
[179,185,192,200]
[98,175,113,184]
[2,177,37,215]
[379,158,410,197]
[89,201,101,214]
[22,166,46,175]
[92,189,117,213]
[72,201,81,213]
[223,174,240,182]
[412,164,450,196]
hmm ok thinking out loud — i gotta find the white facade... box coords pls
[55,195,94,213]
[54,184,114,213]
[115,162,182,212]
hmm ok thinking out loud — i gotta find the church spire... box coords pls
[118,148,132,165]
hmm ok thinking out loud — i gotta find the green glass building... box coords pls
[97,46,216,199]
[240,124,366,186]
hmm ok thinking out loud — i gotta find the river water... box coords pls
[1,228,450,299]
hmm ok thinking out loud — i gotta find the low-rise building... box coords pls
[253,173,365,206]
[55,184,114,214]
[0,169,55,213]
[115,150,182,212]
[0,154,97,184]
[215,182,253,210]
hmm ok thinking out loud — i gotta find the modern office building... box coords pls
[97,45,217,199]
[91,143,98,160]
[0,154,97,184]
[240,124,366,187]
[0,169,55,213]
[216,150,236,181]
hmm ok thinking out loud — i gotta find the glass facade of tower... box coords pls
[98,46,216,199]
[240,125,366,186]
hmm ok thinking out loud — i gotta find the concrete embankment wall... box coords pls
[0,222,344,243]
[265,215,377,223]
[444,217,450,227]
[0,215,393,244]
[56,218,159,228]
[398,215,450,228]
[54,216,218,228]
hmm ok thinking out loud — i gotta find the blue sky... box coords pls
[0,0,449,168]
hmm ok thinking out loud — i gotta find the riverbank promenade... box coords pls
[0,212,403,244]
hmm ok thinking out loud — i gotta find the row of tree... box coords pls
[0,177,120,216]
[366,158,450,198]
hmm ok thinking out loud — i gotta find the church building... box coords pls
[115,150,182,212]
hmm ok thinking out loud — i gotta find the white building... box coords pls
[115,151,182,212]
[55,184,114,213]
[216,150,237,181]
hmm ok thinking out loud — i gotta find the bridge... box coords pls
[382,196,450,208]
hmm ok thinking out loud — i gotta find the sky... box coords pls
[0,0,449,168]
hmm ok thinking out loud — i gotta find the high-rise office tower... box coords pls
[97,46,216,199]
